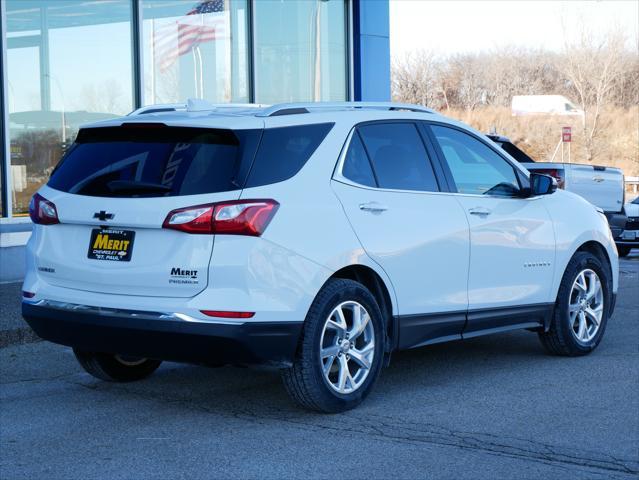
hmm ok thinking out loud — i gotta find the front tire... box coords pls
[539,251,611,356]
[74,350,162,382]
[281,278,385,413]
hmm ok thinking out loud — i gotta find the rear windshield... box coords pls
[48,123,333,197]
[495,141,535,163]
[48,126,260,197]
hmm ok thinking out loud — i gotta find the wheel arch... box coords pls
[548,239,616,325]
[575,240,613,272]
[328,264,398,352]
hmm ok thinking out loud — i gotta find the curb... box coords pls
[0,327,41,349]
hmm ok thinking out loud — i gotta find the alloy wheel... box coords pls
[569,269,604,343]
[319,301,375,394]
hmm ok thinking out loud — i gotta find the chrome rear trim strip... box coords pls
[27,299,246,326]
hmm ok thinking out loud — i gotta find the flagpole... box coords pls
[197,12,204,98]
[193,45,199,98]
[313,1,322,101]
[150,19,156,103]
[195,46,204,98]
[225,0,232,102]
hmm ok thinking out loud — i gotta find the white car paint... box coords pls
[23,103,618,337]
[624,198,639,218]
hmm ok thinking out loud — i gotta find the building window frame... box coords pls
[132,0,143,110]
[0,0,354,220]
[344,0,359,102]
[1,0,11,218]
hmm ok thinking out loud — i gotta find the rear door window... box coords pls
[245,123,333,188]
[357,123,439,192]
[48,126,260,197]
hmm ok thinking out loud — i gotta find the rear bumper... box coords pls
[22,301,302,367]
[615,240,639,246]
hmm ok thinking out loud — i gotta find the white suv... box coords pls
[22,102,619,412]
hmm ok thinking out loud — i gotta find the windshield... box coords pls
[48,126,260,198]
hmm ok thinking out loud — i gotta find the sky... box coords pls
[390,0,639,58]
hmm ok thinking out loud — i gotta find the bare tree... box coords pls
[77,79,127,115]
[558,26,628,161]
[447,54,487,111]
[392,50,439,106]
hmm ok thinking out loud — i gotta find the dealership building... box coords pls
[0,0,391,281]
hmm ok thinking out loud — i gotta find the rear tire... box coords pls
[74,349,162,382]
[538,251,611,356]
[617,245,631,257]
[281,278,385,413]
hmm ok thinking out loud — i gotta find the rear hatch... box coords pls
[34,124,260,297]
[526,162,624,212]
[565,164,624,213]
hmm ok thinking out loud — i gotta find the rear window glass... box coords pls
[48,126,260,197]
[245,123,333,188]
[495,141,536,163]
[342,133,377,187]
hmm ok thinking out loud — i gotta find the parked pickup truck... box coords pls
[487,134,628,254]
[617,197,639,256]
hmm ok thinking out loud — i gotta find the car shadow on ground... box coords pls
[74,328,550,416]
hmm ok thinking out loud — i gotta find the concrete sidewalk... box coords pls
[0,282,39,348]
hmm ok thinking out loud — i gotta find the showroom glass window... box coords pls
[254,0,347,103]
[5,0,134,216]
[141,0,249,105]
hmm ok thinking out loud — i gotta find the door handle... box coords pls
[468,207,492,216]
[359,202,388,213]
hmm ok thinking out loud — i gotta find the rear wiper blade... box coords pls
[106,180,172,194]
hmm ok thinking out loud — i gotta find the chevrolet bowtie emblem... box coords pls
[93,210,114,221]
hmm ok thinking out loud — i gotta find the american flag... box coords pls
[154,0,228,72]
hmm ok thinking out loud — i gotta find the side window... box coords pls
[357,123,439,192]
[245,123,333,188]
[341,133,377,187]
[431,125,521,197]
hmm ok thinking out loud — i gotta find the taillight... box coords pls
[162,199,279,236]
[29,193,60,225]
[533,169,565,189]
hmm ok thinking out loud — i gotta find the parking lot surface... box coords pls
[1,255,638,479]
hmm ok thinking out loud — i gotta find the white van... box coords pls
[512,95,584,116]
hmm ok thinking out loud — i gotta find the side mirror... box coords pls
[530,173,557,196]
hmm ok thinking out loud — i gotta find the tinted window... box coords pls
[495,141,535,163]
[245,123,333,187]
[358,123,439,192]
[432,126,521,197]
[48,126,260,197]
[342,133,376,187]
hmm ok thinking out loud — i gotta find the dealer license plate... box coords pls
[87,228,135,262]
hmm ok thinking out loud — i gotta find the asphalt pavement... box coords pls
[1,254,638,479]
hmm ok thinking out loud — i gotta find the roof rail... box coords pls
[256,102,437,117]
[128,99,267,116]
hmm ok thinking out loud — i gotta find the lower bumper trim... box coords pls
[22,302,303,367]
